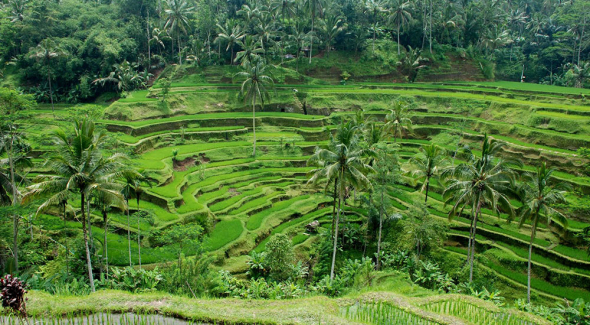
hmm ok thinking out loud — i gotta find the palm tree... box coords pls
[234,59,275,157]
[235,35,264,66]
[320,12,345,58]
[164,0,194,65]
[25,119,126,292]
[384,100,413,143]
[567,62,590,88]
[93,188,126,278]
[389,0,412,56]
[304,0,324,63]
[216,23,246,65]
[517,162,569,303]
[364,0,388,54]
[408,144,450,203]
[271,0,296,22]
[121,169,145,267]
[307,121,373,281]
[29,39,65,117]
[444,135,517,283]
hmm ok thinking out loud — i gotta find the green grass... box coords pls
[246,195,311,231]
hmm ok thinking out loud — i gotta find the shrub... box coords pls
[265,234,295,282]
[0,275,27,316]
[98,267,162,292]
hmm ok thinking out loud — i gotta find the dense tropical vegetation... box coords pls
[1,0,590,324]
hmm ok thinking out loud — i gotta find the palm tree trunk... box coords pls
[127,198,132,266]
[331,178,338,238]
[527,212,539,304]
[8,133,19,273]
[87,199,94,252]
[466,205,475,266]
[178,33,182,65]
[47,70,55,118]
[137,199,141,269]
[81,192,95,292]
[429,0,433,54]
[252,95,257,157]
[64,202,69,277]
[103,210,108,279]
[147,12,151,69]
[424,178,430,203]
[373,22,376,54]
[330,170,344,281]
[469,201,482,283]
[377,190,384,270]
[309,18,314,64]
[578,16,586,66]
[397,21,401,56]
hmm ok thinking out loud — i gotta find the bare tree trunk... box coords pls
[469,201,482,283]
[398,21,401,56]
[64,202,69,277]
[103,210,108,279]
[81,192,95,292]
[127,198,132,266]
[147,11,151,69]
[137,199,141,269]
[47,70,55,118]
[309,18,314,64]
[331,179,338,238]
[527,212,539,304]
[330,172,343,281]
[578,16,586,66]
[8,137,18,273]
[377,190,384,270]
[178,33,182,65]
[252,95,257,157]
[424,178,430,203]
[429,0,433,54]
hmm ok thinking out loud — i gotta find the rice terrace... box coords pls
[1,0,590,324]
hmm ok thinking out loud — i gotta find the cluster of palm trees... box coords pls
[22,119,148,292]
[308,102,569,304]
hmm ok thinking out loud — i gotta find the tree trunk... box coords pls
[373,22,376,54]
[424,178,430,203]
[137,198,141,269]
[397,21,401,56]
[147,11,151,69]
[127,198,132,266]
[87,199,94,252]
[8,131,18,273]
[252,94,257,157]
[469,201,482,283]
[330,173,343,281]
[81,192,95,292]
[331,178,338,238]
[429,0,433,54]
[103,210,108,279]
[64,202,69,277]
[527,212,539,304]
[377,190,384,270]
[309,18,314,64]
[178,33,182,65]
[47,70,55,118]
[578,16,586,66]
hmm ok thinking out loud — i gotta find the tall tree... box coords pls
[0,88,35,274]
[517,162,569,304]
[235,59,275,157]
[26,119,126,292]
[216,24,246,65]
[92,186,126,278]
[384,100,413,143]
[164,0,194,65]
[307,121,373,281]
[408,144,450,203]
[389,0,412,55]
[29,39,65,118]
[121,169,146,267]
[444,135,517,283]
[304,0,324,63]
[364,0,388,54]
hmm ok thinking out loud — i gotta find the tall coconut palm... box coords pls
[384,100,413,143]
[121,169,146,267]
[25,119,126,292]
[320,11,345,58]
[307,121,373,281]
[364,0,389,54]
[164,0,194,65]
[29,39,65,118]
[517,162,569,303]
[234,59,275,157]
[235,35,264,66]
[304,0,324,63]
[93,187,126,278]
[408,144,450,203]
[389,0,412,56]
[216,24,245,65]
[443,135,517,283]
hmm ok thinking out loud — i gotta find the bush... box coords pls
[265,234,295,282]
[98,267,162,292]
[0,275,27,316]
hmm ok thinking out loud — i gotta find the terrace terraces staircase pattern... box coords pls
[25,74,590,304]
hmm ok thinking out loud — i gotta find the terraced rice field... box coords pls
[26,66,590,302]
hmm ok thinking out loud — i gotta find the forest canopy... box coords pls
[0,0,589,103]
